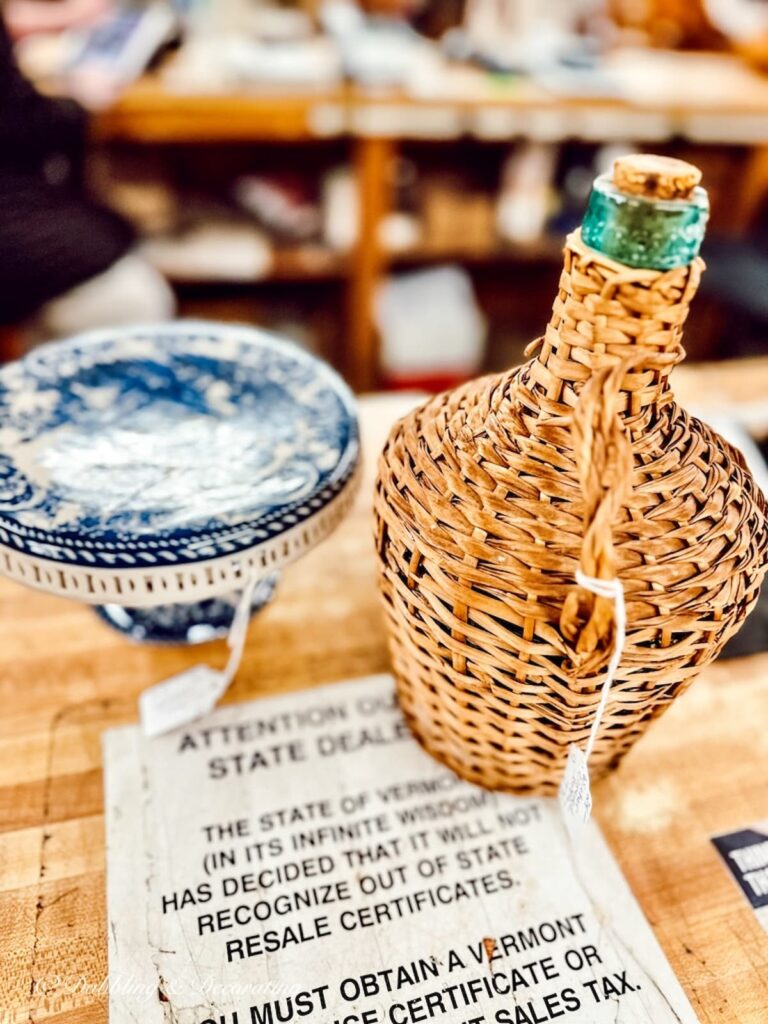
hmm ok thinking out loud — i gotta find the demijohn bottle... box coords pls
[374,154,768,794]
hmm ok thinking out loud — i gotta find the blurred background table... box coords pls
[2,374,768,1024]
[88,54,768,392]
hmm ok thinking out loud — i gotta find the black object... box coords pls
[711,828,768,911]
[0,18,133,324]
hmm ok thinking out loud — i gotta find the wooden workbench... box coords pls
[1,380,768,1023]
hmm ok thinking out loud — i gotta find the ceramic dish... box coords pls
[0,321,360,641]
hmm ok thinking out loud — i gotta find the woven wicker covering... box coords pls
[374,228,768,794]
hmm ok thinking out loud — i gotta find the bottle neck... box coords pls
[528,229,703,428]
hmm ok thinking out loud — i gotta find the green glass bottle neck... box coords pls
[581,173,709,271]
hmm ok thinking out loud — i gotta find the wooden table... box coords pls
[2,385,768,1024]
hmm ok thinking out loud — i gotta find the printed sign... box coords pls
[103,674,699,1024]
[712,824,768,931]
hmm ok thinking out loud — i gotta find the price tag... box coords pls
[139,575,262,738]
[140,664,226,738]
[559,742,593,835]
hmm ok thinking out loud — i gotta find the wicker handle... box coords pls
[560,359,635,670]
[554,236,704,674]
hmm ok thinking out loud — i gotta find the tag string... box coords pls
[139,572,263,738]
[222,572,261,686]
[575,569,626,763]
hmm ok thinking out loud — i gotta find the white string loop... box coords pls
[222,572,262,686]
[559,570,626,832]
[575,569,626,762]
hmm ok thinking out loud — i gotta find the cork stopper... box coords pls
[582,157,709,269]
[613,154,702,202]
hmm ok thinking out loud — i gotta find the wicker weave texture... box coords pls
[375,230,768,794]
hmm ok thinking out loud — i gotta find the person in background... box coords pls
[0,0,174,344]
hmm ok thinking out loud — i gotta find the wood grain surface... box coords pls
[1,387,768,1024]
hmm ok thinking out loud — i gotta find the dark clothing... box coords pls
[0,18,133,323]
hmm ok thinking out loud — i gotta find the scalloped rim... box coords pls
[0,463,361,607]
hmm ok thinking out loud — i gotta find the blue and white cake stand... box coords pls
[0,321,360,644]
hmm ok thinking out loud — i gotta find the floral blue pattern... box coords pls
[0,322,359,570]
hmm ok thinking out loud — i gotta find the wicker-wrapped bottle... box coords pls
[374,154,768,794]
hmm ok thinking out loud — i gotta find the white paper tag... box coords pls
[559,742,593,834]
[139,574,263,739]
[140,664,226,738]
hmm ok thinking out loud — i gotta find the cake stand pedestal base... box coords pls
[94,573,280,645]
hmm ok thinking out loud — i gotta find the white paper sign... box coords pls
[103,674,699,1024]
